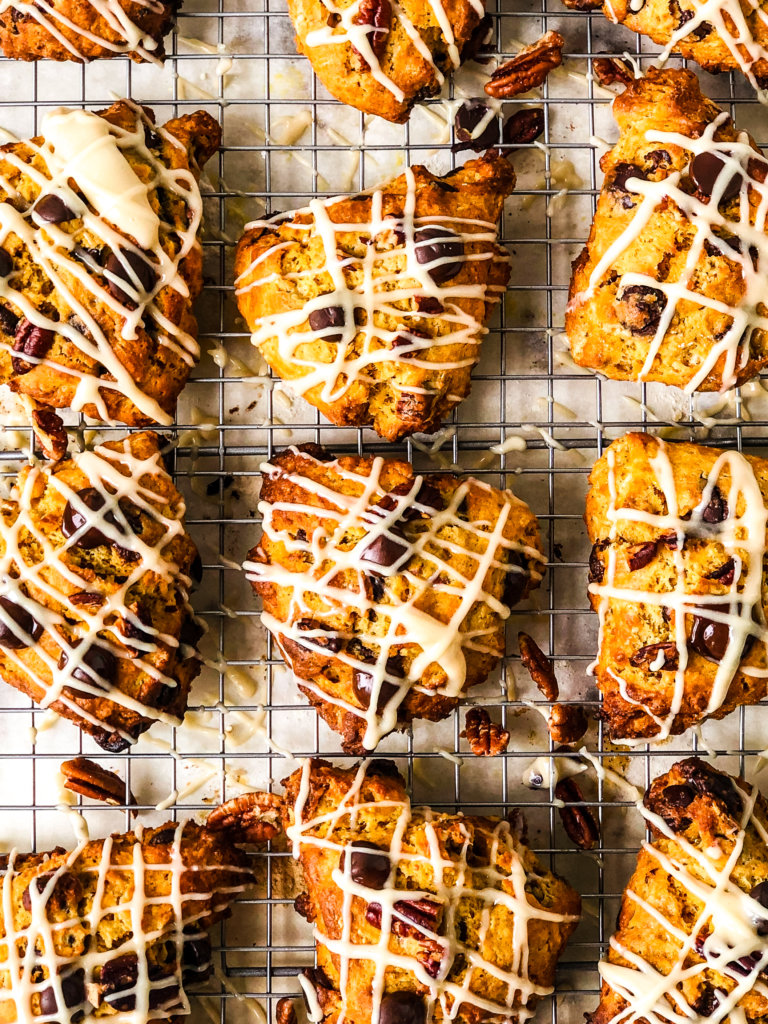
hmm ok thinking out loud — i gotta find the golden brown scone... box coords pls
[590,757,768,1024]
[567,68,768,393]
[286,0,489,123]
[278,758,580,1024]
[0,100,220,426]
[0,820,254,1024]
[235,154,515,441]
[245,442,544,754]
[0,430,202,752]
[0,0,178,62]
[586,431,768,744]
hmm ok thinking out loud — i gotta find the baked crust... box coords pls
[0,100,220,426]
[0,0,179,62]
[567,68,768,393]
[590,757,768,1024]
[245,442,544,753]
[282,758,581,1024]
[0,820,254,1024]
[234,154,515,441]
[0,430,202,751]
[287,0,487,123]
[585,431,768,743]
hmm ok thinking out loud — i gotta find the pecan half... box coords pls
[69,591,106,609]
[548,703,588,745]
[502,108,544,149]
[276,998,298,1024]
[627,541,657,572]
[61,757,137,817]
[555,776,600,850]
[32,406,67,462]
[629,642,679,670]
[351,0,391,70]
[485,31,564,99]
[592,56,635,87]
[461,707,510,756]
[206,791,283,842]
[518,632,558,700]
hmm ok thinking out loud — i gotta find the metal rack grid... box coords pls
[3,8,768,1024]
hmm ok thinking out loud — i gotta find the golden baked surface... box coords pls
[567,68,768,393]
[245,442,544,753]
[590,757,768,1024]
[286,0,488,123]
[0,820,254,1024]
[0,0,178,62]
[234,155,514,441]
[0,430,202,751]
[282,758,581,1024]
[0,100,220,425]
[586,431,768,743]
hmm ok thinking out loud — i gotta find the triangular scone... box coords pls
[235,155,515,441]
[0,0,178,62]
[567,68,768,393]
[245,443,544,753]
[0,431,201,752]
[0,820,254,1024]
[281,758,581,1024]
[586,432,768,744]
[287,0,489,123]
[0,101,220,425]
[591,757,768,1024]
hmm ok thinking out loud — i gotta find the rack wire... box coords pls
[2,6,768,1024]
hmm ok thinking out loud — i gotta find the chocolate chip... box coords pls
[361,531,409,570]
[353,668,400,710]
[415,295,442,315]
[58,639,117,690]
[392,329,428,358]
[144,125,162,150]
[414,226,464,284]
[0,594,43,649]
[616,285,667,336]
[677,757,744,818]
[0,250,12,278]
[308,305,345,342]
[691,150,742,202]
[100,953,138,1010]
[62,487,123,549]
[692,987,719,1016]
[296,618,343,653]
[105,249,157,305]
[646,149,672,169]
[72,246,103,267]
[689,602,753,663]
[662,783,695,808]
[147,826,177,846]
[0,304,18,334]
[611,163,647,207]
[93,730,131,753]
[453,99,500,153]
[627,541,657,572]
[34,194,74,224]
[379,992,426,1024]
[751,882,768,935]
[340,841,391,889]
[39,970,85,1016]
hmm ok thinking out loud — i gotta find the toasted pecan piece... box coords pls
[485,31,564,99]
[61,757,137,816]
[275,998,298,1024]
[592,56,636,87]
[548,702,588,745]
[31,405,67,462]
[462,706,510,755]
[518,632,559,700]
[555,776,600,850]
[207,792,283,842]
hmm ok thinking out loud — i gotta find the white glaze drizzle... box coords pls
[287,760,578,1024]
[598,772,768,1024]
[0,0,169,64]
[572,112,768,392]
[0,434,199,747]
[302,0,485,103]
[589,436,768,743]
[0,104,203,424]
[235,167,507,416]
[0,821,252,1024]
[244,446,542,750]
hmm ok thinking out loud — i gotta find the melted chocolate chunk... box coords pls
[39,970,85,1017]
[616,284,667,336]
[676,758,744,818]
[62,487,123,549]
[0,304,18,334]
[706,558,736,586]
[308,304,345,341]
[361,531,409,570]
[353,667,400,711]
[295,618,343,653]
[58,639,117,690]
[100,954,138,1010]
[415,295,443,315]
[611,163,647,207]
[147,826,177,846]
[691,150,742,202]
[0,249,12,278]
[34,194,75,224]
[688,602,753,663]
[453,100,500,153]
[379,992,426,1024]
[698,485,728,524]
[627,541,657,571]
[182,933,213,980]
[0,594,43,649]
[662,783,695,808]
[460,12,493,63]
[340,841,391,889]
[751,882,768,935]
[414,226,464,284]
[105,249,157,305]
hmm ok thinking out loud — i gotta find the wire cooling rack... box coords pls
[5,6,768,1024]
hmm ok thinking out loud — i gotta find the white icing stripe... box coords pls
[572,112,768,392]
[236,167,507,415]
[0,435,199,747]
[287,760,578,1024]
[589,437,768,743]
[0,103,202,424]
[0,823,252,1024]
[245,446,541,749]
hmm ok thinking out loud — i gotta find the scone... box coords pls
[0,430,201,752]
[286,0,489,123]
[244,442,544,753]
[0,100,220,426]
[235,154,515,441]
[0,820,254,1024]
[567,68,768,393]
[0,0,178,62]
[280,758,581,1024]
[591,757,768,1024]
[586,431,768,744]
